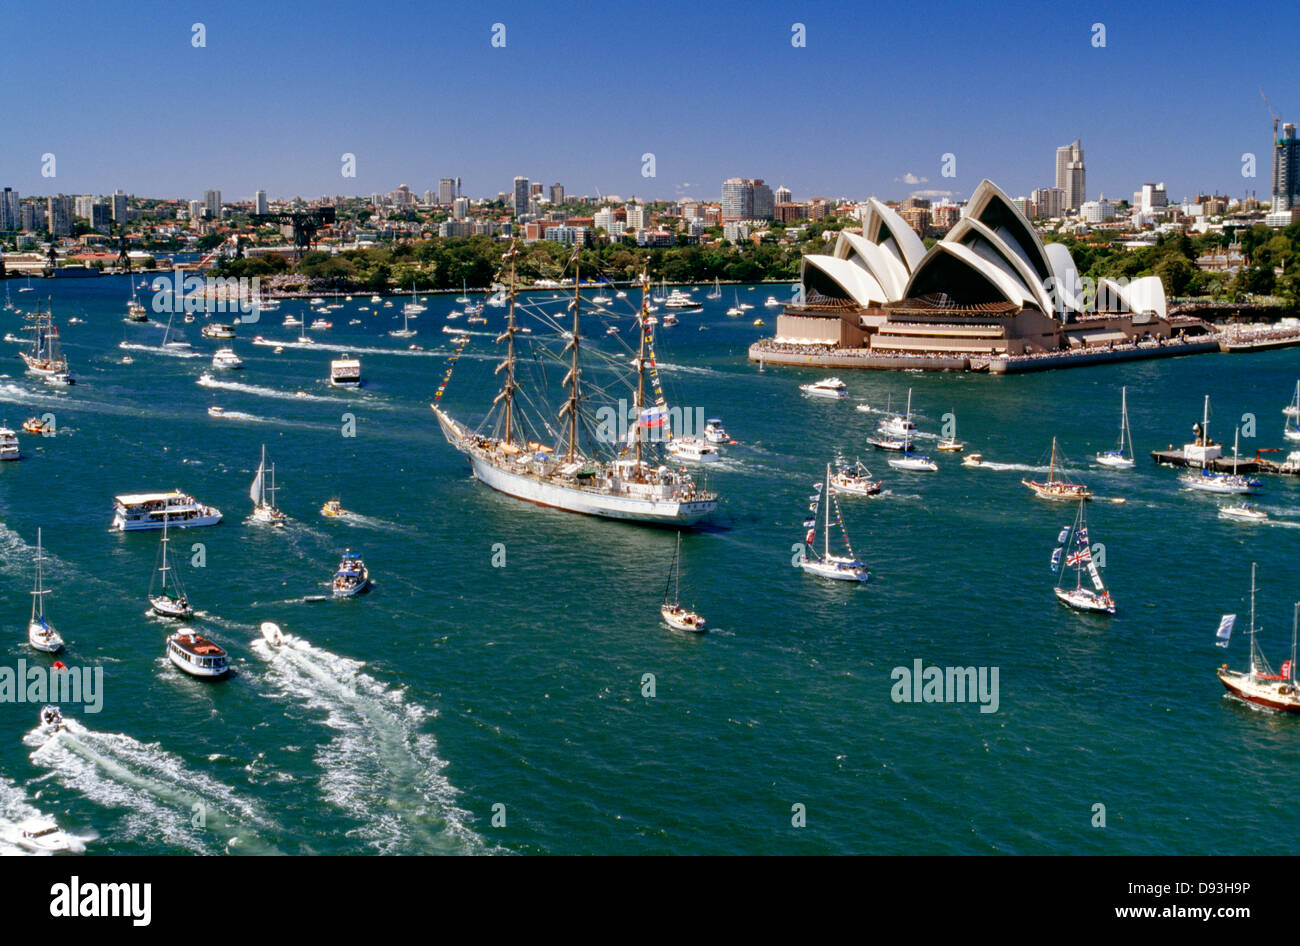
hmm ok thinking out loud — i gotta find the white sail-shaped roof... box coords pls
[1098,275,1167,318]
[945,217,1052,313]
[800,254,889,306]
[862,198,926,273]
[901,242,1038,309]
[1044,242,1083,316]
[833,231,910,300]
[963,180,1054,288]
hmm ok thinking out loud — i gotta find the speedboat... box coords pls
[211,348,243,370]
[665,436,720,463]
[332,550,369,597]
[962,453,986,468]
[39,705,64,732]
[1220,503,1268,522]
[310,319,332,331]
[166,630,229,678]
[259,621,285,646]
[888,452,939,472]
[799,377,848,399]
[764,296,780,307]
[3,817,84,854]
[207,406,225,418]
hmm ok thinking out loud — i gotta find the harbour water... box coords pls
[1,276,1299,855]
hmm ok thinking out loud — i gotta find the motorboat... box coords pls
[1220,503,1268,523]
[665,436,719,463]
[962,452,986,468]
[703,418,731,444]
[332,550,370,597]
[259,621,285,646]
[799,377,848,399]
[166,630,229,678]
[3,817,84,854]
[201,323,236,339]
[830,460,882,496]
[320,499,347,518]
[211,348,243,370]
[0,425,20,460]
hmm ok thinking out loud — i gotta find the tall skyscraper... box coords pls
[1031,186,1064,219]
[46,195,74,237]
[0,187,17,230]
[438,178,456,205]
[255,189,268,214]
[112,189,128,224]
[1273,123,1299,212]
[513,177,530,217]
[549,182,565,205]
[453,197,469,220]
[203,189,222,220]
[1055,140,1085,214]
[721,178,775,221]
[775,185,792,204]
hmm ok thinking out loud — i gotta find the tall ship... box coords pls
[432,247,717,527]
[21,302,74,384]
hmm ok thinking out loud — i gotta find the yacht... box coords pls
[1220,503,1268,523]
[664,289,697,309]
[329,357,362,388]
[309,319,332,331]
[112,491,222,531]
[3,817,83,854]
[703,418,730,444]
[148,520,194,618]
[211,348,243,370]
[799,465,869,582]
[660,532,705,633]
[309,297,325,305]
[764,295,781,307]
[1023,438,1092,501]
[332,550,370,597]
[166,630,229,679]
[370,295,382,304]
[665,436,720,463]
[888,452,939,472]
[800,377,848,399]
[830,460,883,496]
[250,445,286,526]
[282,314,303,328]
[1179,396,1256,494]
[0,425,19,460]
[201,322,236,339]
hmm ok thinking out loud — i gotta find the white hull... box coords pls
[799,559,869,582]
[661,605,705,633]
[260,621,285,646]
[167,646,228,678]
[1181,474,1252,494]
[113,510,222,531]
[27,620,63,653]
[150,595,193,619]
[889,457,938,472]
[466,452,715,524]
[1096,454,1135,468]
[1054,586,1115,614]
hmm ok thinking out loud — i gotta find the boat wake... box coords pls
[196,375,333,402]
[964,460,1050,473]
[117,342,203,359]
[25,718,280,854]
[206,409,265,423]
[251,633,489,854]
[251,338,444,357]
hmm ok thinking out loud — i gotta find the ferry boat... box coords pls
[798,465,869,582]
[830,460,882,496]
[211,348,243,369]
[800,377,848,399]
[332,550,369,597]
[329,357,362,388]
[148,520,194,618]
[201,322,236,339]
[0,425,19,460]
[665,436,719,463]
[1023,438,1092,501]
[1216,564,1300,713]
[166,630,229,679]
[111,491,223,531]
[27,529,63,653]
[126,295,148,322]
[249,445,286,526]
[432,253,717,527]
[660,532,705,633]
[1051,499,1115,614]
[3,816,83,854]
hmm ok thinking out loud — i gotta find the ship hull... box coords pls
[1217,670,1300,712]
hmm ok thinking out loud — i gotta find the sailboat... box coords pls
[798,465,869,581]
[250,444,286,525]
[878,389,918,441]
[726,291,743,317]
[3,280,14,311]
[1096,386,1135,468]
[660,532,705,632]
[388,304,416,338]
[455,280,470,304]
[1051,499,1115,614]
[160,311,191,350]
[1284,381,1300,442]
[936,409,964,452]
[1023,437,1092,500]
[21,302,74,384]
[404,283,427,315]
[126,285,148,322]
[148,519,194,618]
[1180,398,1254,493]
[707,277,722,300]
[431,248,718,527]
[27,529,64,653]
[1216,564,1300,712]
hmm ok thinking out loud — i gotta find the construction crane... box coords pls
[1260,86,1280,139]
[249,207,337,259]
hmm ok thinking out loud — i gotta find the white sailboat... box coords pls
[404,283,427,315]
[726,290,743,317]
[1216,564,1300,712]
[389,306,416,338]
[1285,381,1300,442]
[888,451,938,472]
[660,532,705,632]
[936,409,964,452]
[878,389,918,440]
[27,529,64,653]
[160,312,191,350]
[455,280,470,304]
[1096,386,1136,468]
[798,465,869,582]
[1180,398,1254,493]
[707,277,722,300]
[250,444,286,525]
[148,519,194,618]
[1051,499,1115,614]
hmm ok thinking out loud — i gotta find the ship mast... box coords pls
[493,242,519,444]
[559,248,582,463]
[635,267,649,465]
[1250,561,1258,675]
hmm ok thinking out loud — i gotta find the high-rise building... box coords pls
[1131,183,1167,215]
[188,199,204,221]
[255,189,268,214]
[1031,186,1064,220]
[529,182,544,200]
[90,203,111,232]
[21,202,43,231]
[513,177,530,217]
[112,189,129,223]
[1055,140,1085,214]
[203,189,222,220]
[74,195,96,221]
[438,178,456,205]
[625,201,645,231]
[46,195,74,237]
[453,197,469,220]
[1272,123,1299,214]
[721,178,775,221]
[549,183,564,205]
[0,187,17,230]
[775,185,792,204]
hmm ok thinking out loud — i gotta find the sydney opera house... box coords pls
[755,179,1187,371]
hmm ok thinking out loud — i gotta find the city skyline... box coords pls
[1,0,1297,204]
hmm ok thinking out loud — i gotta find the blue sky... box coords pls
[3,0,1296,205]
